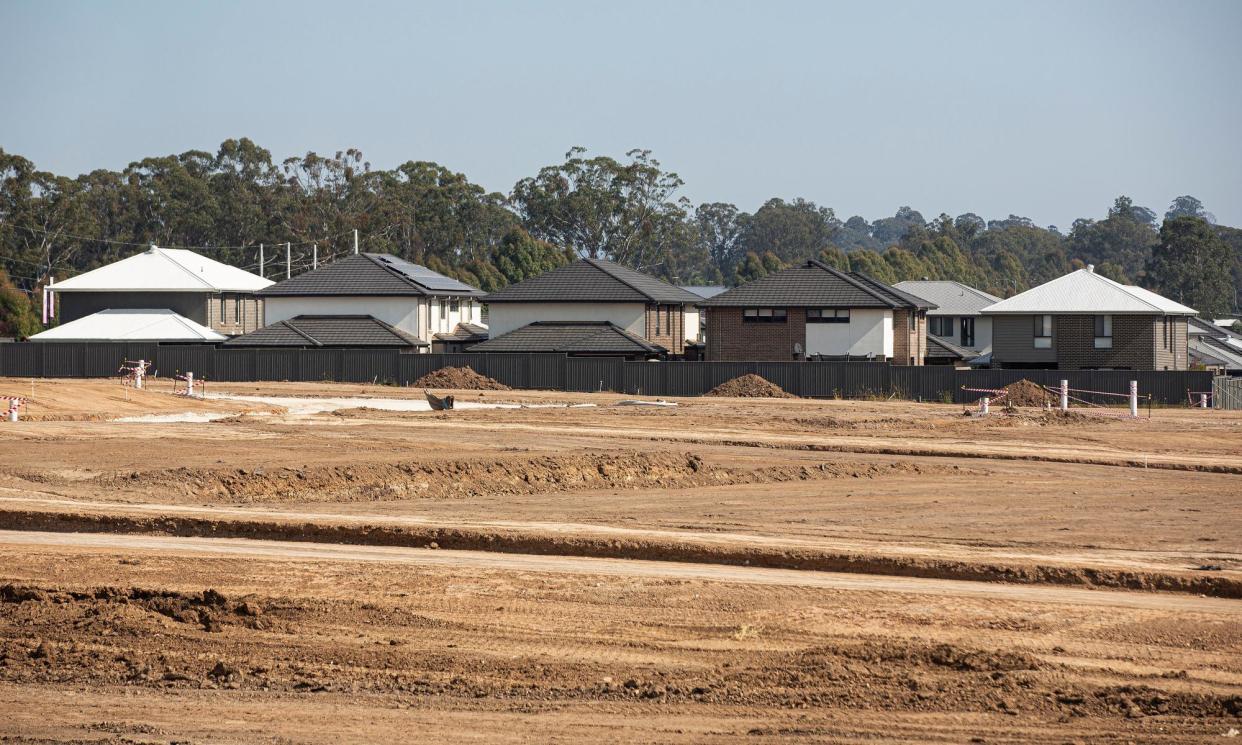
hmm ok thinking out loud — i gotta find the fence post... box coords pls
[1129,380,1138,417]
[1060,379,1069,412]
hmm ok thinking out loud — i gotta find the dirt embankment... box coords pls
[706,375,795,398]
[87,452,953,504]
[1,580,1238,723]
[2,510,1237,598]
[413,366,509,390]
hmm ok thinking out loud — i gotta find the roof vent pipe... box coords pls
[1087,264,1095,273]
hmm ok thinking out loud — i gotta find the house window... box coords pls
[1094,314,1112,348]
[450,299,460,313]
[806,309,850,324]
[960,317,975,347]
[1033,314,1053,348]
[218,296,226,323]
[440,300,447,320]
[929,316,953,336]
[234,295,242,325]
[742,308,787,323]
[910,312,917,331]
[654,308,661,335]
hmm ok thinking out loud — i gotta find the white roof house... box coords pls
[51,246,272,293]
[893,280,1000,316]
[29,309,227,342]
[981,266,1197,315]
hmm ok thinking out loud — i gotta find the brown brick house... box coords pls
[981,266,1196,370]
[701,259,935,363]
[477,258,702,357]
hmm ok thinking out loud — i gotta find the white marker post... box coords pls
[1059,380,1069,413]
[135,360,146,390]
[1200,393,1209,409]
[185,372,194,397]
[1129,380,1138,417]
[980,396,990,415]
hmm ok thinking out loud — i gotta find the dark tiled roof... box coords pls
[482,258,701,304]
[925,335,976,360]
[258,254,484,298]
[223,315,428,347]
[433,322,489,342]
[467,321,664,354]
[702,260,936,309]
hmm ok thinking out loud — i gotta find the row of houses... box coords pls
[28,245,1224,372]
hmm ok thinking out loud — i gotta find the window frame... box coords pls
[929,316,953,337]
[806,308,850,324]
[1093,314,1113,349]
[742,308,788,324]
[1033,314,1053,349]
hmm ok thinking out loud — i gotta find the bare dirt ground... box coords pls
[0,376,1239,742]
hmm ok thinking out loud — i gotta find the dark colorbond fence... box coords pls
[0,342,1213,404]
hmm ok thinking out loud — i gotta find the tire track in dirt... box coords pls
[1,530,1237,613]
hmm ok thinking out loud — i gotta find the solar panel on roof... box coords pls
[370,254,477,292]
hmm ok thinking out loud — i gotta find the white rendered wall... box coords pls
[265,297,422,336]
[486,302,646,338]
[684,308,702,342]
[975,316,993,351]
[805,309,893,358]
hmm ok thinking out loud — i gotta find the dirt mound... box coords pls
[1002,379,1051,407]
[413,366,509,390]
[90,452,958,504]
[705,374,795,398]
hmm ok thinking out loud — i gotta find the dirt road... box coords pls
[4,529,1237,612]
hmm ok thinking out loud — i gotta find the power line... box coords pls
[2,222,359,251]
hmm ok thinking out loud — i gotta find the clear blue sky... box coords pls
[2,0,1240,229]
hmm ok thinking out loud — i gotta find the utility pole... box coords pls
[259,243,264,279]
[353,229,359,255]
[286,242,291,279]
[313,243,318,270]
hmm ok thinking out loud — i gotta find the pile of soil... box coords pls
[412,366,509,390]
[705,374,795,399]
[1002,379,1051,407]
[90,452,961,504]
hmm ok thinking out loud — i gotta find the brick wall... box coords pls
[1152,316,1189,371]
[644,304,686,355]
[706,307,806,361]
[892,309,925,366]
[1054,314,1156,370]
[207,294,264,336]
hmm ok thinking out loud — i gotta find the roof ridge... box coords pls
[807,259,903,307]
[151,246,216,290]
[1088,270,1164,313]
[583,257,660,302]
[280,319,323,346]
[359,253,426,291]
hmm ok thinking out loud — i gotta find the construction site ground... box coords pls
[0,377,1239,743]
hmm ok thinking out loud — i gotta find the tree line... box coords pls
[1,139,1238,337]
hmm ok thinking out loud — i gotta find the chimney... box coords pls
[1087,264,1094,273]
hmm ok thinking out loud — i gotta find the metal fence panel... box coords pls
[301,350,341,382]
[527,354,565,390]
[152,345,217,381]
[255,350,298,381]
[40,344,83,377]
[622,361,666,396]
[484,354,530,389]
[214,350,256,381]
[0,344,41,377]
[341,350,399,383]
[83,343,130,377]
[566,357,624,392]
